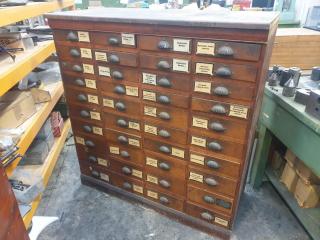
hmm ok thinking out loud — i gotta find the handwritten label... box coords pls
[191,136,207,147]
[189,172,203,183]
[190,154,205,165]
[85,79,96,89]
[109,146,120,154]
[133,184,143,194]
[98,158,109,167]
[100,173,109,182]
[194,81,211,94]
[229,104,248,119]
[75,136,84,145]
[95,51,108,62]
[144,124,157,135]
[98,66,111,76]
[90,111,101,120]
[121,33,135,46]
[196,42,215,55]
[172,147,185,159]
[78,31,90,42]
[143,90,156,102]
[126,86,139,97]
[144,106,157,117]
[92,127,103,135]
[83,64,94,74]
[142,73,156,85]
[128,121,140,131]
[132,169,143,179]
[215,217,229,227]
[146,174,158,184]
[87,94,99,104]
[146,157,158,167]
[103,98,114,108]
[80,48,92,59]
[128,138,140,147]
[173,39,190,53]
[173,59,189,73]
[147,190,158,199]
[196,63,213,75]
[192,117,208,129]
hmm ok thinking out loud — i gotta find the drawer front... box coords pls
[144,138,187,160]
[65,89,100,107]
[95,64,139,82]
[91,32,137,48]
[142,103,189,130]
[194,40,261,62]
[138,35,191,54]
[86,165,113,183]
[100,81,140,99]
[104,113,141,135]
[145,186,185,211]
[140,54,191,74]
[188,166,237,197]
[93,50,138,67]
[107,143,144,166]
[105,128,142,149]
[191,98,251,121]
[143,121,188,145]
[110,171,144,196]
[75,146,109,168]
[56,45,94,62]
[71,118,104,138]
[68,103,103,126]
[193,61,257,82]
[142,88,190,109]
[53,29,92,45]
[189,151,240,179]
[144,150,187,180]
[60,61,96,76]
[62,73,99,91]
[108,159,144,181]
[187,186,233,215]
[73,133,107,155]
[185,202,231,229]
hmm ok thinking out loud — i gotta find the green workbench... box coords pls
[250,85,320,239]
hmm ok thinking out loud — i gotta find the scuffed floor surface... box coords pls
[37,135,310,240]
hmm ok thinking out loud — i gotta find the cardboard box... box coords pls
[280,163,298,192]
[284,149,297,167]
[294,178,320,208]
[0,91,36,129]
[295,160,320,185]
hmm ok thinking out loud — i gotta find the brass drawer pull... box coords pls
[211,105,226,114]
[209,122,225,132]
[115,102,126,111]
[203,195,215,204]
[158,129,170,138]
[159,179,170,188]
[66,31,78,41]
[108,37,120,45]
[80,110,90,118]
[158,111,171,120]
[213,86,229,96]
[159,196,169,204]
[217,45,234,57]
[205,177,218,186]
[85,140,95,148]
[122,182,132,190]
[114,85,126,94]
[117,135,128,144]
[70,48,80,57]
[117,119,128,128]
[159,162,170,171]
[109,54,120,63]
[158,40,171,50]
[157,77,172,88]
[72,64,83,72]
[159,145,171,154]
[88,155,97,163]
[77,94,87,102]
[158,95,170,104]
[120,151,130,158]
[83,125,92,133]
[201,212,213,221]
[206,160,220,169]
[208,141,222,151]
[122,166,132,175]
[74,78,85,86]
[91,170,100,178]
[157,60,171,70]
[111,70,123,80]
[215,66,232,77]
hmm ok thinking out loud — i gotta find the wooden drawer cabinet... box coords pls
[48,8,278,235]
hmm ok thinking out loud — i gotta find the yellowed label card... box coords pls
[87,94,99,104]
[95,51,108,62]
[128,121,140,131]
[98,66,111,77]
[173,39,190,53]
[144,124,157,135]
[147,190,158,199]
[126,86,139,97]
[100,173,109,182]
[194,81,212,94]
[90,111,101,120]
[80,48,92,59]
[173,59,189,73]
[92,127,103,135]
[191,136,207,147]
[144,106,157,117]
[128,138,140,147]
[75,136,85,145]
[103,98,114,108]
[192,117,208,129]
[215,217,229,227]
[85,79,96,89]
[142,73,156,85]
[83,64,94,74]
[172,147,185,159]
[229,104,248,119]
[98,158,109,167]
[133,184,143,194]
[190,154,205,165]
[146,174,158,184]
[196,63,213,75]
[143,90,156,102]
[121,33,135,46]
[78,31,90,42]
[196,42,215,55]
[132,169,143,179]
[146,157,158,167]
[109,146,120,154]
[189,172,204,183]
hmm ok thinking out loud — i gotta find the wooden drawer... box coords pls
[107,143,144,166]
[108,158,144,181]
[189,151,240,179]
[190,113,248,142]
[60,61,96,76]
[191,97,251,121]
[53,29,92,46]
[104,113,141,135]
[62,73,99,91]
[73,132,107,155]
[187,186,233,215]
[142,103,189,130]
[143,121,188,145]
[105,128,142,149]
[185,202,231,229]
[100,81,140,99]
[68,103,103,126]
[75,146,110,168]
[56,45,94,62]
[144,138,187,161]
[101,94,141,118]
[145,185,185,211]
[93,49,138,67]
[194,39,261,62]
[110,171,144,196]
[83,165,112,183]
[139,70,192,93]
[188,166,237,197]
[138,35,191,54]
[140,54,191,74]
[141,88,190,109]
[95,64,139,83]
[65,88,100,107]
[71,118,104,138]
[91,32,137,49]
[144,150,187,180]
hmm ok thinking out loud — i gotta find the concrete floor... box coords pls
[36,135,310,240]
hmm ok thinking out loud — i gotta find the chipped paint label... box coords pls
[147,190,158,199]
[173,39,190,53]
[126,86,139,97]
[83,64,94,74]
[90,111,101,120]
[214,217,229,227]
[189,172,203,183]
[229,104,248,119]
[80,48,92,59]
[95,52,108,62]
[109,146,120,154]
[133,184,143,194]
[190,154,205,165]
[78,31,90,42]
[146,174,158,184]
[103,98,114,108]
[92,127,103,135]
[144,106,157,117]
[75,136,85,145]
[196,42,215,55]
[173,59,189,72]
[194,81,211,94]
[98,66,111,77]
[132,169,143,179]
[97,158,109,167]
[144,124,157,135]
[121,33,135,46]
[142,73,157,85]
[146,157,158,167]
[128,138,140,147]
[87,94,99,104]
[85,79,96,89]
[192,117,208,129]
[191,136,207,147]
[143,90,156,102]
[171,147,185,159]
[128,121,140,131]
[196,63,213,75]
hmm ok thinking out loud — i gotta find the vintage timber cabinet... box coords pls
[47,9,279,236]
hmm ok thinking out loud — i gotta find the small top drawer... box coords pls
[91,32,137,48]
[194,40,261,62]
[93,50,138,67]
[53,30,91,44]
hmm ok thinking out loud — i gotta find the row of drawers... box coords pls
[54,29,262,62]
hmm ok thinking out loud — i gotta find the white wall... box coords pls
[296,0,320,25]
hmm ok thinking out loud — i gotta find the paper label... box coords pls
[90,111,101,120]
[109,146,120,154]
[191,136,207,147]
[196,42,215,55]
[172,147,185,159]
[83,64,94,74]
[80,48,92,59]
[146,157,158,167]
[121,33,135,46]
[98,158,109,167]
[98,66,111,77]
[192,117,208,129]
[128,138,140,147]
[85,79,96,89]
[144,106,157,117]
[215,217,229,227]
[87,94,99,104]
[92,127,103,135]
[147,190,158,199]
[189,172,203,183]
[75,136,85,145]
[143,90,156,102]
[173,59,189,73]
[144,124,157,135]
[132,169,143,179]
[100,173,109,182]
[95,51,108,62]
[194,81,212,94]
[125,86,139,97]
[128,121,140,131]
[133,184,143,194]
[190,154,205,165]
[103,98,114,108]
[146,174,158,184]
[196,63,213,75]
[229,105,248,119]
[173,39,190,53]
[78,31,90,42]
[142,73,156,85]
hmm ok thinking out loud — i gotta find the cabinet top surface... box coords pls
[46,8,279,30]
